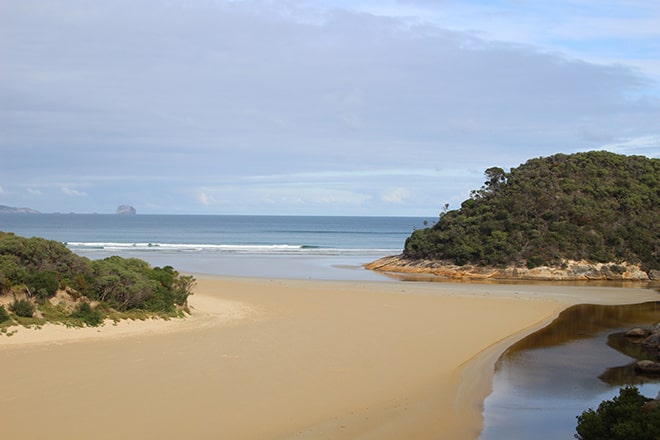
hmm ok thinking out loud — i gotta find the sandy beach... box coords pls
[1,275,657,439]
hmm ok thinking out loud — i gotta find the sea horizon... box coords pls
[1,210,437,218]
[0,213,432,281]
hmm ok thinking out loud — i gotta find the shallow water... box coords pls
[120,251,393,281]
[480,301,660,440]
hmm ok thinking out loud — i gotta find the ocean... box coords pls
[0,214,431,280]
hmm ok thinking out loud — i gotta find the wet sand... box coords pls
[1,276,657,439]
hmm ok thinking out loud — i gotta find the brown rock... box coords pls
[642,333,660,351]
[626,328,651,338]
[642,400,660,412]
[364,255,651,281]
[635,360,660,374]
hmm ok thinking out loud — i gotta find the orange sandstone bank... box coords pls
[1,276,657,439]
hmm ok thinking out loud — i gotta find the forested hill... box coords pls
[395,151,659,277]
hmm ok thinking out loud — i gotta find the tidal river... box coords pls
[480,301,660,439]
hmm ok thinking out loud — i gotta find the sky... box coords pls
[1,0,659,216]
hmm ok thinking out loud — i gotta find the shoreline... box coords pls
[366,254,657,283]
[1,275,658,439]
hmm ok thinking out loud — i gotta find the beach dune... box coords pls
[1,276,657,439]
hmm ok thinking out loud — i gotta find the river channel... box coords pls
[480,301,660,439]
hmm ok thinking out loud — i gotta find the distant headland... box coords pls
[0,205,139,215]
[367,151,659,282]
[0,205,40,214]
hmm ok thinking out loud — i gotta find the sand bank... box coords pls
[1,276,657,439]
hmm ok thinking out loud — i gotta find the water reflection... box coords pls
[600,331,660,385]
[480,302,660,440]
[378,270,659,289]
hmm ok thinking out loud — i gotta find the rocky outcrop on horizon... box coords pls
[624,324,660,375]
[365,254,654,281]
[116,205,136,215]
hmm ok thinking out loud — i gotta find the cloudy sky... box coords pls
[1,0,659,215]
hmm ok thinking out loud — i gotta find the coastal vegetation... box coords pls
[0,231,194,330]
[402,151,659,275]
[575,386,660,440]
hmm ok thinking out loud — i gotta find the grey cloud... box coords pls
[1,0,658,214]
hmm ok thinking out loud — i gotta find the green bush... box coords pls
[0,232,195,323]
[0,304,10,323]
[575,386,660,440]
[0,275,12,294]
[9,299,35,318]
[27,270,59,299]
[70,302,103,327]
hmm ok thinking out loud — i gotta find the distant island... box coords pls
[116,205,137,215]
[0,205,39,214]
[367,151,659,281]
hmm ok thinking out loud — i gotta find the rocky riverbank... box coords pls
[365,255,657,282]
[626,324,660,375]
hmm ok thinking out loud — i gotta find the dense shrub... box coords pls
[90,258,194,312]
[71,302,103,327]
[0,232,195,325]
[10,299,35,318]
[91,256,158,310]
[0,304,10,323]
[27,270,59,299]
[0,254,26,288]
[575,386,660,440]
[0,233,89,280]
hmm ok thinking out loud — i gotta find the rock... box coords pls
[642,333,660,351]
[116,205,136,215]
[364,255,651,281]
[635,360,660,374]
[649,270,660,280]
[643,400,660,412]
[626,328,651,338]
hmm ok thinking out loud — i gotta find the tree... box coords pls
[575,386,660,440]
[483,166,507,192]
